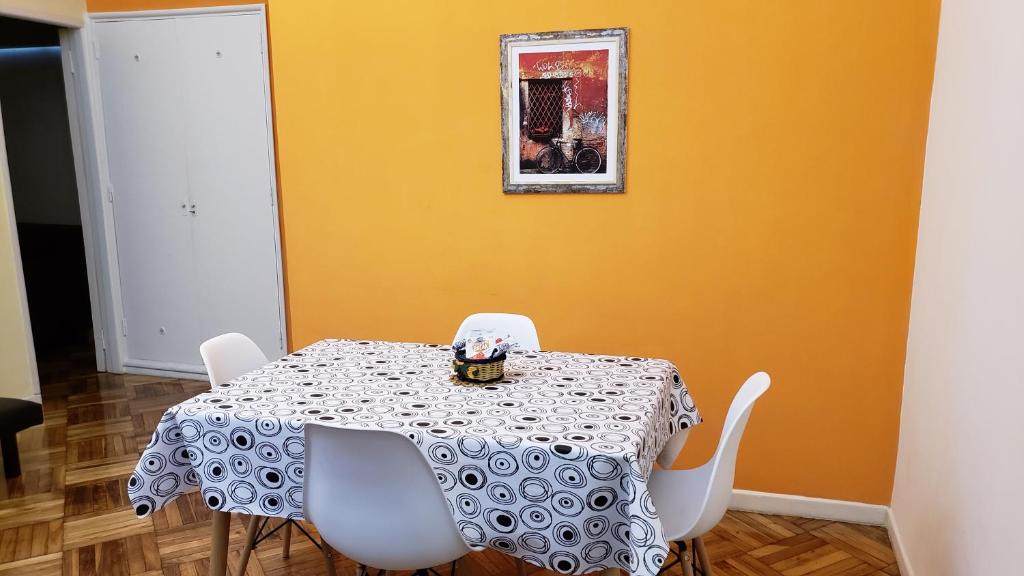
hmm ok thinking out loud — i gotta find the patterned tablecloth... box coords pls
[129,340,701,576]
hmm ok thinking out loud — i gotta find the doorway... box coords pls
[0,16,98,384]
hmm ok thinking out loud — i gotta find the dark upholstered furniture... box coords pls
[0,398,44,478]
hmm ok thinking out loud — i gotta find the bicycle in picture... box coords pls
[535,137,604,174]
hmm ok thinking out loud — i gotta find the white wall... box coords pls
[890,1,1024,575]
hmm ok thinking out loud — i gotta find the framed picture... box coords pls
[500,27,628,194]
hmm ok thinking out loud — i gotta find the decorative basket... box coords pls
[453,350,506,383]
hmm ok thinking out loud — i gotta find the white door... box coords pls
[178,14,284,359]
[95,18,201,369]
[94,12,285,373]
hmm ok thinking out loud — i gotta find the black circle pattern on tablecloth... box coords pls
[129,340,701,576]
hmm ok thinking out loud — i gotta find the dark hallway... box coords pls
[0,16,94,366]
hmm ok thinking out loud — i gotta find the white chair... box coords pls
[647,372,771,576]
[304,424,476,575]
[199,332,268,389]
[657,429,691,469]
[453,313,541,352]
[199,333,295,574]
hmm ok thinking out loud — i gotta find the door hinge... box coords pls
[68,56,76,76]
[92,38,101,60]
[106,183,114,203]
[121,318,128,337]
[98,330,106,351]
[279,331,284,350]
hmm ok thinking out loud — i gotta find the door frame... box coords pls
[66,4,287,378]
[60,29,111,373]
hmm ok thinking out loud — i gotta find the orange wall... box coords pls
[89,0,940,504]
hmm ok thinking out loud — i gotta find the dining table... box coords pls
[129,339,702,576]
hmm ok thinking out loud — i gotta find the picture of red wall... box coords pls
[518,49,609,175]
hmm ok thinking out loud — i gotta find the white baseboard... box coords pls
[122,366,209,381]
[729,489,888,525]
[886,507,914,576]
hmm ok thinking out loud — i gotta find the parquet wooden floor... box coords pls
[0,350,901,576]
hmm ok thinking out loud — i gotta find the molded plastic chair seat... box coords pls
[648,372,771,575]
[646,462,712,538]
[305,425,475,573]
[453,313,540,352]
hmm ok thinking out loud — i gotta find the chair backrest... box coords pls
[199,333,268,387]
[689,371,771,537]
[453,312,541,352]
[304,424,473,570]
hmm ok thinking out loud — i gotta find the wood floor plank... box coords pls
[65,454,139,486]
[830,564,879,576]
[0,493,65,531]
[65,478,133,519]
[66,401,131,426]
[0,551,63,576]
[63,509,154,550]
[750,533,826,563]
[810,524,895,569]
[703,529,750,563]
[67,417,136,442]
[721,553,788,576]
[881,564,901,575]
[67,433,139,466]
[17,421,67,453]
[803,556,869,576]
[16,448,66,473]
[816,523,896,564]
[772,545,851,576]
[744,512,806,538]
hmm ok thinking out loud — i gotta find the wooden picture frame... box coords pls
[500,28,628,194]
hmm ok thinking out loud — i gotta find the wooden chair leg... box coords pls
[236,515,261,575]
[320,538,337,576]
[516,558,527,576]
[681,541,695,576]
[694,536,713,575]
[281,520,292,559]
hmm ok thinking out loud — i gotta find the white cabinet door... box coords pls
[95,19,202,369]
[178,14,284,359]
[95,12,285,373]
